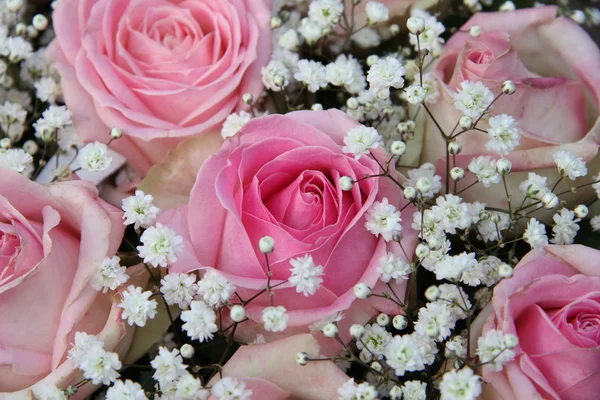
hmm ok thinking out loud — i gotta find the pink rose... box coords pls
[144,110,418,346]
[0,168,143,399]
[419,6,600,216]
[209,334,351,400]
[48,0,272,173]
[472,245,600,400]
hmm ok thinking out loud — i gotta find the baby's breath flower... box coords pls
[33,384,68,400]
[67,332,103,368]
[486,114,520,155]
[453,81,494,119]
[78,142,112,172]
[289,254,324,296]
[261,60,290,92]
[342,125,381,159]
[118,285,158,327]
[551,208,580,245]
[365,2,390,24]
[0,148,33,176]
[137,223,183,268]
[221,111,251,139]
[554,149,587,180]
[91,256,129,293]
[122,190,160,229]
[337,378,378,400]
[468,156,501,187]
[365,197,403,241]
[415,302,456,341]
[181,300,218,342]
[262,305,288,332]
[431,195,471,235]
[106,380,147,400]
[79,347,121,385]
[407,163,442,198]
[523,218,548,249]
[367,56,406,98]
[357,323,392,360]
[196,269,235,307]
[150,347,187,388]
[160,273,198,309]
[402,381,427,400]
[294,59,327,92]
[519,172,549,199]
[211,377,252,400]
[477,330,516,372]
[377,252,411,283]
[404,84,427,104]
[439,367,482,400]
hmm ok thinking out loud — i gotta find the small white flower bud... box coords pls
[390,141,406,156]
[574,204,589,218]
[296,352,309,365]
[370,361,383,372]
[570,10,586,24]
[376,313,390,326]
[366,55,379,67]
[359,349,372,363]
[389,386,403,400]
[230,305,246,322]
[415,177,433,195]
[23,140,38,155]
[503,334,519,349]
[180,344,195,359]
[459,115,473,130]
[322,323,339,338]
[311,103,323,111]
[469,25,482,38]
[498,263,513,278]
[273,75,285,87]
[354,283,371,299]
[496,158,512,175]
[389,24,400,36]
[502,80,516,95]
[448,141,463,155]
[350,324,365,339]
[396,120,416,133]
[407,16,425,34]
[242,93,253,105]
[6,0,23,11]
[542,192,559,209]
[15,23,27,36]
[464,0,479,8]
[427,235,442,250]
[270,17,282,29]
[499,1,516,11]
[490,213,501,224]
[450,167,465,181]
[258,236,275,254]
[110,127,123,139]
[479,210,491,221]
[425,324,440,338]
[415,243,431,259]
[27,26,39,39]
[404,186,417,200]
[339,176,354,191]
[425,285,440,301]
[346,97,359,110]
[0,138,11,149]
[392,315,408,330]
[32,15,49,31]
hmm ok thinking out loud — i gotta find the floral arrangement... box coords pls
[1,0,599,399]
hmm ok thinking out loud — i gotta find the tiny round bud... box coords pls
[392,315,408,330]
[427,235,442,250]
[415,177,433,195]
[40,127,55,143]
[366,55,379,67]
[376,313,390,326]
[450,167,465,181]
[27,26,39,39]
[498,263,513,278]
[242,93,253,105]
[359,349,372,363]
[490,213,501,224]
[6,0,23,11]
[110,127,122,139]
[389,386,403,400]
[258,236,275,254]
[496,158,512,175]
[448,141,463,155]
[180,344,195,359]
[295,352,309,365]
[339,176,354,191]
[32,14,49,31]
[499,1,516,12]
[346,97,359,110]
[542,192,559,209]
[270,17,282,29]
[390,141,406,156]
[23,140,39,155]
[570,10,586,25]
[322,323,339,338]
[415,243,431,259]
[574,204,589,218]
[15,23,27,36]
[230,305,246,322]
[311,103,323,111]
[425,285,440,301]
[468,25,482,38]
[459,115,473,130]
[0,138,11,149]
[354,283,371,299]
[370,361,383,372]
[403,186,417,201]
[273,74,285,87]
[389,24,400,36]
[350,324,365,339]
[407,16,425,34]
[479,210,491,221]
[503,334,519,349]
[425,324,440,338]
[501,80,516,95]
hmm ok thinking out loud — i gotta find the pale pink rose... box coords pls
[48,0,272,174]
[419,6,600,218]
[0,168,143,399]
[472,245,600,400]
[144,110,418,349]
[209,334,351,400]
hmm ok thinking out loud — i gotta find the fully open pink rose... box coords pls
[209,334,351,400]
[0,168,142,399]
[145,110,418,347]
[48,0,272,173]
[472,245,600,400]
[419,6,600,217]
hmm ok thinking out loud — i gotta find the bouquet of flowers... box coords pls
[1,0,599,399]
